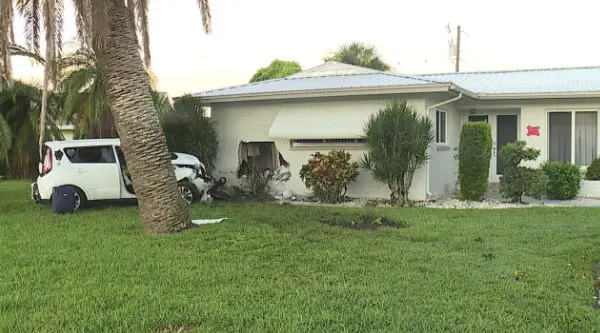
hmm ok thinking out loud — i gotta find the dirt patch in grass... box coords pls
[320,212,408,230]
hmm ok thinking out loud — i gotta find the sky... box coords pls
[11,0,600,97]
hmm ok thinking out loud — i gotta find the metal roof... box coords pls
[417,66,600,95]
[194,72,441,98]
[192,62,600,100]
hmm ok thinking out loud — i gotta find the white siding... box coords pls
[211,96,428,201]
[427,99,461,198]
[456,98,600,169]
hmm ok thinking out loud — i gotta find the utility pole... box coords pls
[455,25,461,72]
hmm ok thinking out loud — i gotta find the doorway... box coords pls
[467,112,519,182]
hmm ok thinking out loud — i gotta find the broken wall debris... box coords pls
[236,141,292,199]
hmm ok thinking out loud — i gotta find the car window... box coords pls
[64,146,116,164]
[114,146,126,166]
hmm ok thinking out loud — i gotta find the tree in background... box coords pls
[0,0,213,234]
[360,99,433,206]
[249,59,302,83]
[158,94,218,172]
[323,41,391,71]
[0,78,63,180]
[57,47,167,140]
[58,48,117,139]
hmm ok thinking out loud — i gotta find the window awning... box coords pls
[268,105,372,139]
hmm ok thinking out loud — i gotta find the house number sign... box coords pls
[526,125,540,137]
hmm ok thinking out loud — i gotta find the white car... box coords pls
[31,138,213,210]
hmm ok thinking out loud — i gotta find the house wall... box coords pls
[455,98,600,168]
[426,97,461,198]
[210,95,429,201]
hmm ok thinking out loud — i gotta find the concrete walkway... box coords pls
[484,190,600,207]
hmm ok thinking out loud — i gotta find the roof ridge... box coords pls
[379,71,444,84]
[416,65,600,76]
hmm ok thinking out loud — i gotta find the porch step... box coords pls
[487,182,501,193]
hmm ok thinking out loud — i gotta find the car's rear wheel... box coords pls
[73,187,87,211]
[178,182,200,205]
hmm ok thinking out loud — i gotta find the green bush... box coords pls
[585,157,600,180]
[360,99,434,206]
[158,94,218,172]
[299,150,359,204]
[541,161,582,200]
[499,141,547,202]
[458,122,492,201]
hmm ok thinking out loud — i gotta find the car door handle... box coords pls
[75,168,87,173]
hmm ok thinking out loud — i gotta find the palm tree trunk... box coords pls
[94,0,191,234]
[38,49,52,159]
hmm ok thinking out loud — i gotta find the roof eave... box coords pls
[449,84,478,99]
[197,83,455,104]
[478,91,600,100]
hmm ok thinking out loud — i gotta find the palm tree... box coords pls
[0,78,63,180]
[360,99,434,206]
[323,41,391,71]
[58,47,170,139]
[58,47,117,139]
[1,0,213,234]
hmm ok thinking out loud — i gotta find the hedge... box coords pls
[458,121,492,200]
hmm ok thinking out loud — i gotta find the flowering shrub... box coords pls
[299,150,359,203]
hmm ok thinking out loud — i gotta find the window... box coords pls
[548,111,598,166]
[436,110,447,144]
[290,139,366,147]
[64,146,116,164]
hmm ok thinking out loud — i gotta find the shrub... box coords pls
[541,161,582,200]
[360,99,434,206]
[299,150,359,204]
[458,122,493,201]
[499,141,547,202]
[158,94,218,172]
[239,161,274,202]
[585,157,600,180]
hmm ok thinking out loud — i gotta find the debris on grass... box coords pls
[320,212,408,230]
[191,218,228,225]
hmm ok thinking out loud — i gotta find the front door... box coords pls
[467,113,519,182]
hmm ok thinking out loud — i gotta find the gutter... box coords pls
[424,92,463,199]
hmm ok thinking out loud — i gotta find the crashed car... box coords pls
[31,138,227,211]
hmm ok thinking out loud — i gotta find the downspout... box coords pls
[425,92,463,199]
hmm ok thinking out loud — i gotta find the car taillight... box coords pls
[42,148,52,175]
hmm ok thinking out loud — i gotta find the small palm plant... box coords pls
[360,99,434,206]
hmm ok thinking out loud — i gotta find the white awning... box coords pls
[268,104,372,139]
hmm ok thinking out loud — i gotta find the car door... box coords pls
[63,145,121,200]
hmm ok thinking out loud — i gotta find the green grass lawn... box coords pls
[2,181,600,332]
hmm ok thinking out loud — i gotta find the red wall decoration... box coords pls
[526,125,540,137]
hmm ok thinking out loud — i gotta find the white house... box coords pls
[192,62,600,200]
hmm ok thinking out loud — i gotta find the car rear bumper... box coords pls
[31,182,41,203]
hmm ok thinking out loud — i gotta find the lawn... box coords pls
[1,180,600,332]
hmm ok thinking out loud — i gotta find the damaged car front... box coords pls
[170,153,229,204]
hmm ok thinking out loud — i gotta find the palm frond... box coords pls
[196,0,212,34]
[89,0,108,50]
[16,0,41,55]
[9,43,45,64]
[135,0,151,68]
[73,0,92,48]
[324,41,390,71]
